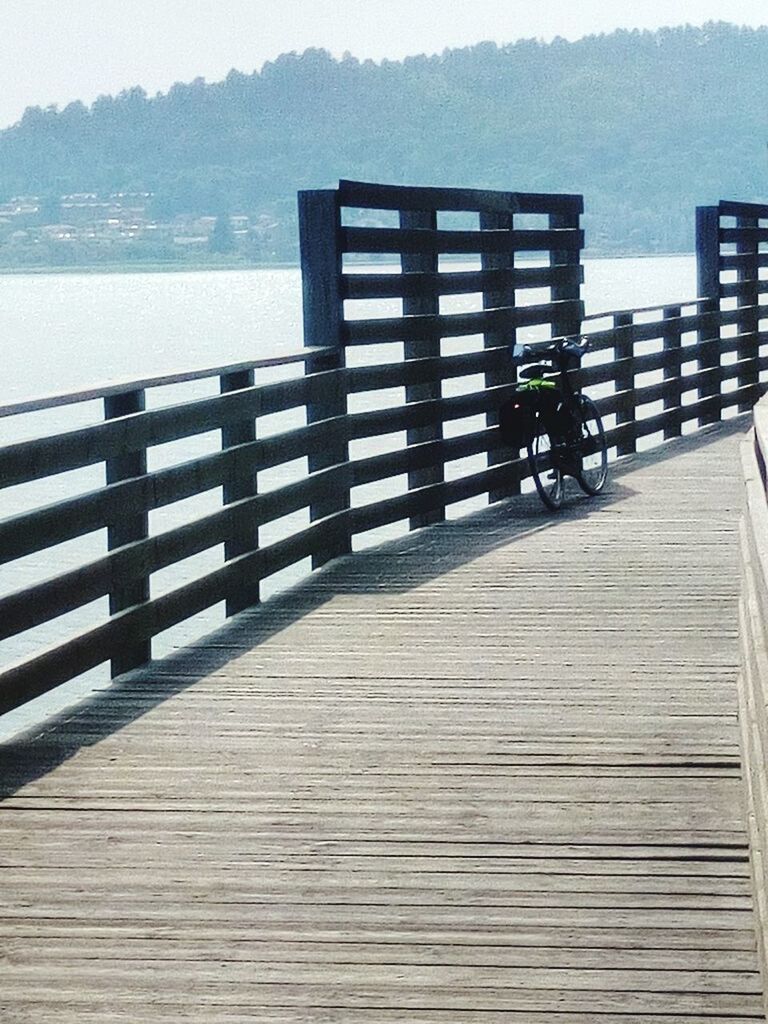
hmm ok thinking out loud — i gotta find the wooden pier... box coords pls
[0,419,762,1021]
[2,182,768,1019]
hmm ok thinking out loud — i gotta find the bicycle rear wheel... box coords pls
[527,411,564,510]
[574,394,608,496]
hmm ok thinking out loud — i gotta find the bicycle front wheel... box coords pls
[574,394,608,496]
[527,411,564,511]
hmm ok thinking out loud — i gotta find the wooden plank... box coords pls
[598,358,761,423]
[104,389,151,675]
[612,311,636,455]
[343,300,581,345]
[220,369,259,615]
[347,347,508,394]
[549,208,583,339]
[662,305,683,440]
[719,199,768,219]
[341,227,583,256]
[720,279,768,299]
[576,334,745,395]
[337,179,583,215]
[720,226,768,244]
[582,308,723,352]
[351,429,498,488]
[721,252,768,271]
[0,348,330,420]
[299,188,351,568]
[481,209,518,503]
[734,216,761,412]
[341,265,583,301]
[348,384,515,440]
[600,387,757,449]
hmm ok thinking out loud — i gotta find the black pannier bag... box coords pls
[498,390,536,449]
[498,387,561,449]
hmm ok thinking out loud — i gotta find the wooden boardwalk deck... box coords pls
[0,420,763,1023]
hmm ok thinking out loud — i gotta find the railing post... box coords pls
[696,205,722,425]
[104,389,150,676]
[736,215,760,410]
[549,208,584,340]
[220,368,258,616]
[401,208,444,527]
[613,311,636,455]
[482,208,519,501]
[298,189,351,567]
[662,305,683,439]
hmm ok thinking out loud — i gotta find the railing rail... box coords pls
[0,346,332,419]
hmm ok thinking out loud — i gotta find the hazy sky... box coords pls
[2,0,767,129]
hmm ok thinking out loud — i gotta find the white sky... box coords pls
[1,0,767,129]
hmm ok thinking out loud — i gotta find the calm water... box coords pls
[1,255,696,403]
[0,254,698,738]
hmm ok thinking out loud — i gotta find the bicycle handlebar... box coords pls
[510,336,589,366]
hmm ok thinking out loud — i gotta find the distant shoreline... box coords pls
[0,259,299,276]
[0,251,695,277]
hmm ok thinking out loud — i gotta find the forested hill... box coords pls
[1,21,768,263]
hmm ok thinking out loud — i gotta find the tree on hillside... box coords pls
[209,213,235,253]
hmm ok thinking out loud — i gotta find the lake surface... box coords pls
[1,255,696,403]
[0,254,698,738]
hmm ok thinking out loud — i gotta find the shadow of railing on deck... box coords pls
[1,414,751,798]
[0,473,643,798]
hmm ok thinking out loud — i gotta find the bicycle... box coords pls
[499,337,608,511]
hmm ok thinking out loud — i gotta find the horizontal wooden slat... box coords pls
[720,227,768,244]
[342,265,583,300]
[337,179,584,215]
[582,299,706,325]
[0,348,330,420]
[600,364,737,421]
[352,427,500,488]
[341,226,583,256]
[576,334,745,391]
[348,347,509,394]
[343,300,581,345]
[719,279,768,299]
[719,199,768,219]
[720,253,768,271]
[348,384,515,441]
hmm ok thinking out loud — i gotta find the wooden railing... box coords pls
[739,396,768,997]
[0,295,762,717]
[1,184,766,718]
